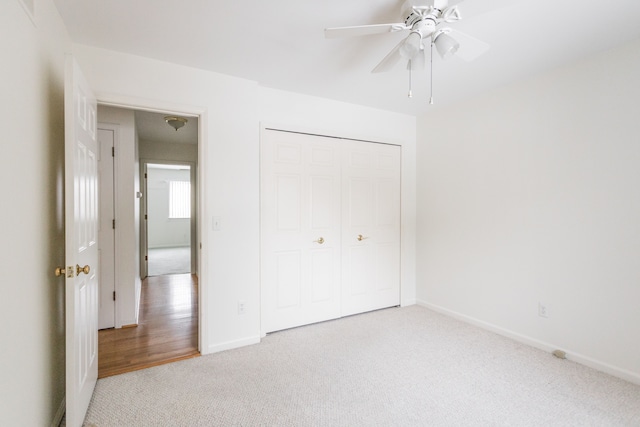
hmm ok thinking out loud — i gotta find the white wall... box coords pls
[0,0,70,425]
[75,44,262,352]
[139,139,197,163]
[73,44,417,355]
[147,167,191,248]
[416,38,640,383]
[98,106,142,327]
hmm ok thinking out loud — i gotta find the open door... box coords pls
[64,56,99,427]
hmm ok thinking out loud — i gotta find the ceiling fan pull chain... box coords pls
[408,60,413,98]
[429,41,434,105]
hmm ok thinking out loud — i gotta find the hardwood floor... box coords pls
[98,274,199,378]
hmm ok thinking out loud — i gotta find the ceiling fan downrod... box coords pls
[408,60,413,98]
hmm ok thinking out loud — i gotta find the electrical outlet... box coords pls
[538,302,549,318]
[238,300,246,315]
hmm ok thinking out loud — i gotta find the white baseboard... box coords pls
[401,298,417,307]
[51,396,65,427]
[205,335,261,355]
[417,299,640,386]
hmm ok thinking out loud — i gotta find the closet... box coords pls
[261,129,401,333]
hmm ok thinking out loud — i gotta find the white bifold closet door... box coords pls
[340,139,401,317]
[261,129,400,333]
[261,131,342,333]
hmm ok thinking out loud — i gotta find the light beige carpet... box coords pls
[147,246,190,276]
[81,306,640,426]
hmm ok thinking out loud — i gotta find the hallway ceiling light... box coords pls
[164,116,188,131]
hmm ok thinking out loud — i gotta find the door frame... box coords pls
[141,159,198,278]
[98,93,208,353]
[96,125,118,329]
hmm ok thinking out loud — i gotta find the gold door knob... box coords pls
[55,267,65,277]
[76,264,91,275]
[357,234,368,241]
[314,237,325,244]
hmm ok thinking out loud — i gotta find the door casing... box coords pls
[96,95,208,354]
[97,127,116,329]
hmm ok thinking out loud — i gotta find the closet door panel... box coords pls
[275,175,301,231]
[310,248,335,302]
[262,130,342,333]
[342,140,401,316]
[275,251,302,309]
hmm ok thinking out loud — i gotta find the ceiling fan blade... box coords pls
[407,0,464,10]
[325,23,408,39]
[456,0,513,21]
[444,0,466,7]
[372,38,406,73]
[448,29,490,61]
[432,0,458,10]
[402,0,433,9]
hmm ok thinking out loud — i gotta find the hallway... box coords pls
[98,274,199,378]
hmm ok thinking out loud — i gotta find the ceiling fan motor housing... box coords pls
[404,4,441,26]
[409,18,437,43]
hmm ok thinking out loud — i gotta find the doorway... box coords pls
[97,106,200,377]
[144,162,196,277]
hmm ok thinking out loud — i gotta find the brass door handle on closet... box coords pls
[357,234,368,241]
[76,264,91,275]
[314,237,325,244]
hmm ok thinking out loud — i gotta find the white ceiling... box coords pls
[135,110,198,145]
[53,0,640,116]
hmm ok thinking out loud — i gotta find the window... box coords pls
[169,180,191,219]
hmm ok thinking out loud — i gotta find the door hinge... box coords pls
[112,146,115,157]
[145,255,148,261]
[144,173,147,179]
[113,291,116,301]
[112,219,115,229]
[145,214,148,220]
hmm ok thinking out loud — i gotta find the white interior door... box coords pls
[65,56,99,427]
[98,128,115,329]
[341,140,401,316]
[261,130,342,333]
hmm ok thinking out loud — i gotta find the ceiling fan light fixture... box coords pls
[434,32,459,60]
[400,31,423,59]
[164,116,188,131]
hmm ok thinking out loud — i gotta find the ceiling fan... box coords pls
[324,0,490,103]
